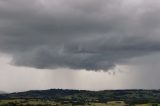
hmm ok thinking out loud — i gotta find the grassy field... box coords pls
[0,100,160,106]
[0,99,58,106]
[136,104,160,106]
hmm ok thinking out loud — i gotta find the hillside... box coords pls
[1,89,160,104]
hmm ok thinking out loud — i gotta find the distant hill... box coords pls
[0,91,6,94]
[1,89,160,103]
[2,89,86,99]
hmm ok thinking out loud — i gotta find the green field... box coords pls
[0,100,160,106]
[0,99,58,106]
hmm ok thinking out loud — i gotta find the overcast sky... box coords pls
[0,0,160,92]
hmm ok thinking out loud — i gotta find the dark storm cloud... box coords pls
[0,0,160,71]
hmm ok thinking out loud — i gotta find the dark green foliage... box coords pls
[1,89,160,104]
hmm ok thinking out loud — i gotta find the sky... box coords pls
[0,0,160,92]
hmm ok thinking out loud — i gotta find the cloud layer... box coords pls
[0,0,160,71]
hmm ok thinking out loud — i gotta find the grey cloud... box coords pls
[0,0,160,71]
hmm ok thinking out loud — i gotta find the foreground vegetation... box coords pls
[1,89,160,106]
[0,99,160,106]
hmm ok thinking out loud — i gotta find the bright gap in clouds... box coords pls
[1,53,160,92]
[0,53,134,92]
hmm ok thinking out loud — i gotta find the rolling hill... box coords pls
[0,89,160,104]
